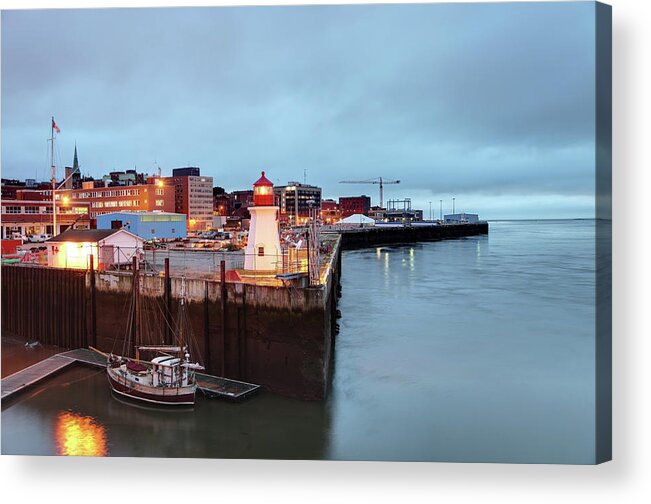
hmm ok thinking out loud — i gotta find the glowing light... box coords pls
[55,411,108,457]
[62,196,70,205]
[156,179,164,187]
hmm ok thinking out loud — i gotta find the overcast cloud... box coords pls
[1,2,597,219]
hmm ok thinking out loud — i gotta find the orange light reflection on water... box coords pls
[55,411,108,457]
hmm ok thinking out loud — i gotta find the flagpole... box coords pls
[51,117,57,236]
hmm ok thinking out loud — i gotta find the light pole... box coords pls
[439,200,443,220]
[453,197,456,214]
[429,201,432,221]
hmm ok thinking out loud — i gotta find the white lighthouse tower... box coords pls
[244,171,282,272]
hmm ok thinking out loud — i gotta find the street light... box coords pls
[453,197,456,214]
[429,201,432,221]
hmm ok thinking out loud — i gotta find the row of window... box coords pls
[2,206,86,214]
[72,188,143,199]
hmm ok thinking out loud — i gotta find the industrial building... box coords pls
[96,211,187,240]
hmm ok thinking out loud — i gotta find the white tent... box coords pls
[338,214,376,226]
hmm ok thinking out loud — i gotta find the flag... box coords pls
[52,118,60,133]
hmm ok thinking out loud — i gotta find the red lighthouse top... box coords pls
[253,171,274,206]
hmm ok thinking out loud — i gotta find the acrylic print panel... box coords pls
[0,1,611,464]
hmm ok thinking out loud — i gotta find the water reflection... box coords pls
[55,411,108,456]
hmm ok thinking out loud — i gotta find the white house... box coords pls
[46,228,144,269]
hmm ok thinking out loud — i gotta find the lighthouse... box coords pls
[244,171,282,272]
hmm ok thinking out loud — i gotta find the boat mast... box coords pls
[133,256,141,361]
[50,117,57,235]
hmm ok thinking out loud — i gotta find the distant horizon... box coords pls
[2,2,598,221]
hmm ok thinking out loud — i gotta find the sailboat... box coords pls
[106,259,204,406]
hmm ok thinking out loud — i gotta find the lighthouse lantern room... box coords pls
[244,171,282,272]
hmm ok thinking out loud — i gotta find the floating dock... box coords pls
[1,348,259,402]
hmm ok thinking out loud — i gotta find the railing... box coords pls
[3,238,339,287]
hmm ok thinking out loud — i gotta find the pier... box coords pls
[1,348,259,402]
[1,222,486,401]
[325,222,489,249]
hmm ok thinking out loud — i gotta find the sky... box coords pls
[1,2,597,219]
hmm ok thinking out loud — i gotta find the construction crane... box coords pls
[339,177,400,209]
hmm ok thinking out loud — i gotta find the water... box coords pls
[1,220,597,463]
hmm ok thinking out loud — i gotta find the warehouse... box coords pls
[96,211,187,240]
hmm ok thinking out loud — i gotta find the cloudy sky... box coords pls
[2,2,597,219]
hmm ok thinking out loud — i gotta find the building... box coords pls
[381,199,424,223]
[231,190,254,211]
[367,206,385,221]
[96,211,187,240]
[102,169,147,187]
[274,182,322,225]
[1,199,91,239]
[213,188,232,216]
[163,167,213,232]
[339,195,371,218]
[56,178,175,220]
[46,228,143,270]
[244,171,282,272]
[444,213,479,224]
[321,199,341,224]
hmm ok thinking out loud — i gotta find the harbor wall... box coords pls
[1,242,342,400]
[332,222,489,249]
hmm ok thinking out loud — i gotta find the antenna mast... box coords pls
[50,117,57,235]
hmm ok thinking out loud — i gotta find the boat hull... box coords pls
[107,366,196,406]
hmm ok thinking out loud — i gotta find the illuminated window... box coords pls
[155,200,164,206]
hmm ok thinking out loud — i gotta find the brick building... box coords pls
[1,199,91,239]
[338,195,371,218]
[321,199,341,224]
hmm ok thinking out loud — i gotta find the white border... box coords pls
[1,0,649,502]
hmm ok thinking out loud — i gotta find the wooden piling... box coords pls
[90,254,97,348]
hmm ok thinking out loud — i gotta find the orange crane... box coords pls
[339,177,400,209]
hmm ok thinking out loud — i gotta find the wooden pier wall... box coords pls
[1,266,89,349]
[1,243,342,401]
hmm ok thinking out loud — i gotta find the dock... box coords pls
[1,348,259,402]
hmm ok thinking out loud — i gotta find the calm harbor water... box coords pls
[1,220,597,463]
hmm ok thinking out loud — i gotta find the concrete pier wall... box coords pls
[332,222,489,249]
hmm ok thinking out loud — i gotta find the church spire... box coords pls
[73,143,79,172]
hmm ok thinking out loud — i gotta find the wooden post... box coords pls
[164,257,171,345]
[89,254,97,348]
[204,281,211,373]
[132,255,139,358]
[220,260,226,376]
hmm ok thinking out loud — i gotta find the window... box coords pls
[24,206,38,214]
[155,188,164,196]
[155,200,164,206]
[258,247,264,257]
[6,206,21,214]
